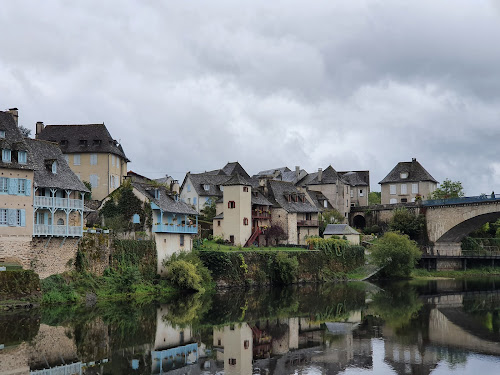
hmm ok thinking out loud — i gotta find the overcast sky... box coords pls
[2,1,500,194]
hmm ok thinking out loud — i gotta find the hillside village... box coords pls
[0,107,439,277]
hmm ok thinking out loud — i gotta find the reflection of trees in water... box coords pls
[435,347,468,369]
[0,311,40,346]
[162,292,212,327]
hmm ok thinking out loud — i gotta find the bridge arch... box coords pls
[436,212,500,243]
[352,214,366,229]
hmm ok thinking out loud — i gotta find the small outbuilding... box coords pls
[323,224,360,245]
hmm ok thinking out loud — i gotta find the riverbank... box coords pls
[411,267,500,279]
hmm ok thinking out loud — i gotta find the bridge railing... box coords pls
[423,194,500,207]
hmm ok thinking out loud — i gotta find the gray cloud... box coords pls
[1,0,500,195]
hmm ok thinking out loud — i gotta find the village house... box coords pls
[338,170,370,207]
[323,224,360,245]
[35,122,129,201]
[379,158,438,205]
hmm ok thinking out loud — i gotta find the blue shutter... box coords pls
[133,214,140,224]
[7,209,16,226]
[20,209,26,227]
[44,212,48,225]
[8,178,17,195]
[25,179,31,196]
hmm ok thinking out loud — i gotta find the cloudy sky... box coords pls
[2,1,500,194]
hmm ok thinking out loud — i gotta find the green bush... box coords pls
[272,253,299,285]
[389,207,425,241]
[0,270,40,298]
[371,232,421,278]
[41,274,79,304]
[166,260,205,292]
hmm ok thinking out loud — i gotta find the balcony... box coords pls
[252,211,271,219]
[34,224,82,237]
[34,196,83,210]
[152,224,198,234]
[297,220,319,227]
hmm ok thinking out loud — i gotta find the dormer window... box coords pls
[93,139,102,146]
[203,184,210,191]
[154,189,160,199]
[294,194,298,203]
[79,139,87,146]
[287,194,291,203]
[300,195,306,203]
[2,149,11,163]
[60,140,68,146]
[219,185,224,192]
[0,130,5,138]
[18,151,27,164]
[52,161,57,174]
[400,172,408,179]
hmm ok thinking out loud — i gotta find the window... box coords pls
[218,339,221,346]
[57,218,64,225]
[323,200,328,208]
[187,184,191,192]
[74,154,81,165]
[90,154,98,165]
[412,183,419,194]
[0,177,7,193]
[350,190,354,198]
[220,185,224,191]
[90,174,98,187]
[228,359,236,366]
[15,209,21,226]
[133,214,141,223]
[390,185,396,195]
[0,209,25,227]
[401,198,408,203]
[244,340,249,349]
[2,149,11,162]
[0,130,5,138]
[18,151,27,164]
[111,155,115,166]
[52,161,57,174]
[400,172,408,179]
[64,154,69,163]
[193,197,197,205]
[180,235,184,246]
[60,140,68,146]
[401,184,407,194]
[390,198,397,204]
[228,201,236,208]
[187,197,191,204]
[0,209,6,225]
[243,218,249,225]
[154,189,160,199]
[217,220,221,226]
[203,184,210,191]
[93,139,101,146]
[79,139,87,146]
[359,189,364,197]
[18,179,26,195]
[243,186,249,192]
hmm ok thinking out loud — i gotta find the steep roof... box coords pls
[251,190,273,206]
[304,166,342,185]
[223,173,250,186]
[338,171,370,186]
[26,139,89,192]
[255,166,291,177]
[222,162,250,179]
[0,111,34,171]
[183,172,231,197]
[37,124,129,161]
[133,182,197,215]
[308,190,333,210]
[379,159,438,184]
[267,180,319,213]
[324,224,359,236]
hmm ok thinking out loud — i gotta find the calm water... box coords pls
[2,279,500,374]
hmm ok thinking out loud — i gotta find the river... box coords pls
[2,278,500,374]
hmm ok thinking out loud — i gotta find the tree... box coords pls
[265,225,288,245]
[431,179,464,199]
[19,125,31,137]
[368,192,381,205]
[82,180,92,201]
[319,209,344,235]
[389,207,425,241]
[201,197,217,222]
[371,232,421,278]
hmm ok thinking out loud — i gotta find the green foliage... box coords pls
[201,197,217,222]
[163,252,213,293]
[82,180,92,200]
[112,240,157,281]
[371,232,421,278]
[389,207,425,241]
[41,274,80,304]
[368,191,381,205]
[0,270,40,299]
[319,209,345,235]
[431,178,465,199]
[363,225,381,235]
[272,253,298,285]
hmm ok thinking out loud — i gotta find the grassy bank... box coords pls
[412,267,500,279]
[198,240,309,252]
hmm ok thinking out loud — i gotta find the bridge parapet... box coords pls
[423,195,500,207]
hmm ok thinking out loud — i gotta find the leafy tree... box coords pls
[319,209,344,235]
[82,180,92,201]
[389,207,425,241]
[265,225,288,245]
[19,125,31,137]
[368,192,381,205]
[371,232,421,278]
[431,179,465,199]
[201,197,217,222]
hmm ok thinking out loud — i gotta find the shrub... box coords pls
[371,232,421,278]
[166,260,205,293]
[272,252,299,285]
[389,207,425,241]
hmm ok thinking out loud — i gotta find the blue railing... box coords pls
[423,194,500,207]
[152,224,198,234]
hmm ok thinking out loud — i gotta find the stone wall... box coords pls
[78,233,112,276]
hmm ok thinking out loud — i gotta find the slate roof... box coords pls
[251,190,273,206]
[213,213,224,220]
[36,124,130,161]
[223,173,250,186]
[308,190,333,210]
[324,224,359,236]
[338,171,370,186]
[281,169,308,184]
[184,172,231,197]
[133,182,197,215]
[379,159,438,184]
[303,166,343,185]
[0,111,34,171]
[222,162,250,179]
[26,139,89,192]
[267,180,319,213]
[296,171,319,187]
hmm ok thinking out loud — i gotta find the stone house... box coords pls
[35,122,129,201]
[338,171,370,207]
[379,158,438,205]
[323,224,360,245]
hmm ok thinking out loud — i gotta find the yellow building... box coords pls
[35,123,129,201]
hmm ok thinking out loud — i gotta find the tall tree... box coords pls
[431,179,464,199]
[368,192,381,205]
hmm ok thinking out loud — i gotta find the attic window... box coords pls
[0,130,5,138]
[154,189,160,199]
[243,187,249,192]
[287,194,291,203]
[252,192,258,197]
[400,172,408,179]
[93,139,102,146]
[52,161,57,174]
[79,139,87,146]
[60,140,68,146]
[300,195,306,203]
[219,185,224,192]
[18,151,27,164]
[203,184,210,191]
[294,194,298,202]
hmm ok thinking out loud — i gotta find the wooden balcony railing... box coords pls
[297,220,319,227]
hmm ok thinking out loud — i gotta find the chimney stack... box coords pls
[8,108,18,126]
[35,122,45,138]
[295,166,300,179]
[412,158,416,162]
[318,168,323,182]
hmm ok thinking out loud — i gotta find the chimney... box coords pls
[295,166,300,179]
[412,158,416,162]
[8,108,18,126]
[35,122,45,138]
[318,168,323,182]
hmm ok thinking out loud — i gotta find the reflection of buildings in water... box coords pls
[213,323,253,375]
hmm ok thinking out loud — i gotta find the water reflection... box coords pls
[2,280,500,374]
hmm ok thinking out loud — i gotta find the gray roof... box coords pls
[223,173,250,186]
[305,166,343,185]
[222,162,250,179]
[0,111,34,171]
[308,190,332,210]
[26,139,89,192]
[133,182,197,215]
[255,166,291,177]
[324,224,359,236]
[183,172,231,197]
[251,190,273,206]
[338,171,370,186]
[379,159,438,184]
[37,124,129,161]
[296,171,319,187]
[267,180,319,213]
[213,213,224,220]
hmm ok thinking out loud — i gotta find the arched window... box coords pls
[57,218,64,225]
